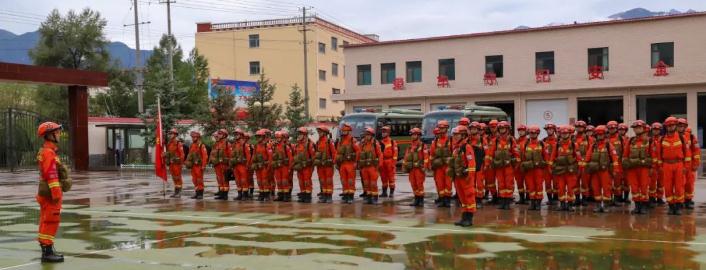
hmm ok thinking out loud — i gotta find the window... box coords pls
[319,98,327,109]
[380,63,396,84]
[318,42,326,54]
[249,61,260,75]
[651,42,674,67]
[332,63,339,77]
[331,37,338,51]
[248,34,259,48]
[406,61,422,83]
[485,55,504,77]
[438,58,455,80]
[535,51,555,74]
[357,65,371,85]
[588,47,609,71]
[332,88,341,95]
[318,70,326,81]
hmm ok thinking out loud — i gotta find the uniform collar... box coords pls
[43,141,58,151]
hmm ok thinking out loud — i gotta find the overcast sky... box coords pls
[2,0,704,53]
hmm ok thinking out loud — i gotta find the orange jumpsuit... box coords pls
[623,135,656,203]
[315,137,337,195]
[657,132,691,204]
[649,134,664,200]
[550,139,580,203]
[336,135,360,195]
[430,134,453,198]
[272,142,293,193]
[167,138,185,189]
[403,140,427,197]
[36,141,63,246]
[231,139,252,192]
[452,140,477,213]
[575,133,594,198]
[515,135,528,197]
[469,135,486,200]
[585,139,621,202]
[358,139,383,196]
[486,135,519,199]
[188,141,208,191]
[210,139,231,192]
[609,133,628,196]
[542,135,558,198]
[293,140,316,193]
[682,132,700,202]
[483,134,497,197]
[253,142,273,193]
[520,138,547,200]
[379,137,398,190]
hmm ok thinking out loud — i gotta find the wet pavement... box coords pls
[1,170,706,269]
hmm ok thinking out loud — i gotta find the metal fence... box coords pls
[0,108,71,171]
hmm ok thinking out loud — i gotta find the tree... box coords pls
[199,85,238,136]
[246,74,283,132]
[284,84,311,129]
[181,49,210,117]
[89,67,138,117]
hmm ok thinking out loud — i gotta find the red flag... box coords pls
[154,99,168,182]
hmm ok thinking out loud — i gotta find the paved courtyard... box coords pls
[1,170,705,269]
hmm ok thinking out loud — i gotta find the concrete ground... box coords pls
[1,170,705,270]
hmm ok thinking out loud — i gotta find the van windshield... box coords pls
[340,115,377,138]
[422,111,463,138]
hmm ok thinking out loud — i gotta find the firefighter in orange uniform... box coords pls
[573,120,594,206]
[623,120,655,214]
[251,129,273,201]
[166,128,185,198]
[448,126,477,227]
[658,117,692,215]
[585,125,621,213]
[36,122,69,263]
[359,127,383,204]
[649,122,665,206]
[515,124,528,204]
[485,121,519,210]
[677,118,700,209]
[243,132,255,197]
[618,122,631,203]
[484,120,499,202]
[403,128,427,207]
[293,127,315,203]
[542,122,559,205]
[520,125,547,211]
[606,121,627,205]
[549,126,580,211]
[379,126,398,198]
[231,129,252,201]
[186,131,208,200]
[468,122,486,208]
[210,129,231,200]
[336,123,359,203]
[314,126,336,203]
[272,131,293,202]
[430,120,453,207]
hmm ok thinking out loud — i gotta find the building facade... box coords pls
[196,17,376,121]
[336,12,706,145]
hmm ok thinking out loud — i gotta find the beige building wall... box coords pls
[336,13,706,131]
[195,17,374,121]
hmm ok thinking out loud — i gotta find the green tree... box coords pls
[198,85,238,136]
[246,74,283,132]
[284,84,311,129]
[181,49,210,117]
[0,83,37,111]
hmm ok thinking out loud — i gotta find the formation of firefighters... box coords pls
[33,116,700,262]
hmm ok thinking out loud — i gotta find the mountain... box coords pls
[0,29,152,69]
[608,7,697,20]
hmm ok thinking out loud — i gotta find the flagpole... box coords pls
[157,96,166,198]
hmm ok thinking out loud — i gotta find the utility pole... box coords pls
[161,0,175,91]
[125,0,151,113]
[300,7,311,119]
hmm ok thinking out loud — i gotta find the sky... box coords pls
[1,0,705,53]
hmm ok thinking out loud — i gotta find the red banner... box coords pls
[154,100,167,182]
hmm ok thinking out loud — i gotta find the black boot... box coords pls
[498,198,506,210]
[40,244,64,263]
[454,213,465,226]
[306,193,313,203]
[610,195,621,207]
[639,202,648,214]
[381,187,388,198]
[648,198,656,209]
[283,192,291,202]
[170,188,181,198]
[685,200,695,210]
[530,200,540,211]
[365,195,373,205]
[373,195,379,204]
[517,193,527,205]
[389,188,395,198]
[417,196,424,207]
[567,201,575,212]
[190,190,199,199]
[318,193,327,203]
[409,196,420,207]
[593,202,605,213]
[657,198,666,205]
[476,197,483,209]
[667,204,675,215]
[444,196,452,208]
[257,191,265,201]
[235,191,243,201]
[326,194,334,203]
[274,192,283,201]
[360,191,368,198]
[623,191,631,205]
[195,190,203,200]
[249,188,255,197]
[214,190,223,199]
[674,203,682,215]
[216,191,228,200]
[460,212,474,227]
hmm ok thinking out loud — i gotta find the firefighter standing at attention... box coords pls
[166,128,185,198]
[185,131,208,200]
[379,126,398,198]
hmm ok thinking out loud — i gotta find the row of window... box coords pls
[356,42,675,85]
[318,63,340,80]
[249,34,350,51]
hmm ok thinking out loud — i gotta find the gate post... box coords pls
[68,85,89,171]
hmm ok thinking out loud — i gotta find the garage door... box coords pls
[526,99,568,138]
[389,104,422,111]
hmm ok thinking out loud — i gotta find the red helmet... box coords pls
[528,125,541,134]
[437,120,449,128]
[489,120,499,127]
[586,125,595,132]
[218,129,228,136]
[341,123,352,132]
[498,121,510,128]
[631,120,646,128]
[459,117,470,126]
[169,128,179,134]
[470,121,481,129]
[595,125,607,135]
[574,120,587,127]
[664,117,678,126]
[297,127,309,134]
[274,131,284,138]
[37,122,62,137]
[243,132,252,138]
[453,126,468,134]
[433,128,441,135]
[381,126,391,132]
[364,127,375,135]
[651,122,663,130]
[255,129,267,136]
[234,128,244,135]
[677,118,688,126]
[479,123,487,129]
[618,123,628,130]
[560,126,572,134]
[190,131,201,137]
[317,125,330,133]
[410,128,422,135]
[544,122,556,130]
[607,121,618,129]
[517,124,527,131]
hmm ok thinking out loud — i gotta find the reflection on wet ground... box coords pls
[1,171,706,269]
